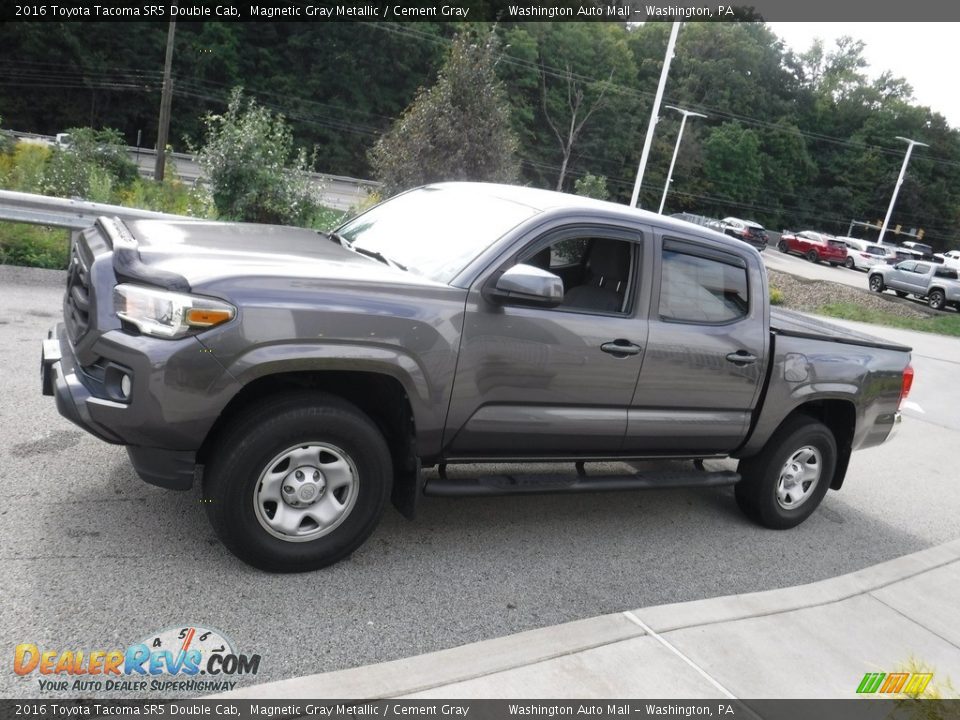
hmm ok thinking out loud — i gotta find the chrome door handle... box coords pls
[601,340,642,357]
[726,350,758,365]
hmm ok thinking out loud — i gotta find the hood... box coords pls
[770,307,911,353]
[111,218,442,290]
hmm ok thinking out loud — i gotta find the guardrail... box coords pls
[0,189,189,230]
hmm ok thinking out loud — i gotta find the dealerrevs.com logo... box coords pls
[13,625,261,693]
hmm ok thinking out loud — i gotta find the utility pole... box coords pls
[657,106,707,214]
[877,136,927,246]
[629,20,681,209]
[154,19,176,182]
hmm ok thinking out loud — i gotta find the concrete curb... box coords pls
[214,539,960,700]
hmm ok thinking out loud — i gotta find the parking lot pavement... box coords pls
[761,246,869,290]
[2,267,957,699]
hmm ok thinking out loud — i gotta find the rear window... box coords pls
[828,240,846,248]
[935,267,958,279]
[865,246,886,256]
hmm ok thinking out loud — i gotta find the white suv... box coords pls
[839,237,894,271]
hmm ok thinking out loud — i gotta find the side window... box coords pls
[519,235,635,315]
[915,263,930,274]
[659,248,749,324]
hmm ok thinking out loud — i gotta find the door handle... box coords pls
[726,350,758,365]
[601,340,642,357]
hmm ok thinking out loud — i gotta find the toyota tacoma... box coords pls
[41,183,913,571]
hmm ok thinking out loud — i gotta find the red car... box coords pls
[777,230,848,266]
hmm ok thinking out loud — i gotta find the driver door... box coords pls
[443,225,649,457]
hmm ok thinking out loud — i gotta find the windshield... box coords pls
[337,187,540,283]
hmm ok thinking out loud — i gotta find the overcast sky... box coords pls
[765,23,960,129]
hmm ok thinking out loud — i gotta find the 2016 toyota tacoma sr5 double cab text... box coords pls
[41,183,914,571]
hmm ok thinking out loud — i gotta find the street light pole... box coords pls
[629,20,681,208]
[657,106,707,215]
[877,136,928,246]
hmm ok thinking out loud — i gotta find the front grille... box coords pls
[64,236,93,344]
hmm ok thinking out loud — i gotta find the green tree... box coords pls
[369,29,519,196]
[195,88,323,226]
[703,122,763,206]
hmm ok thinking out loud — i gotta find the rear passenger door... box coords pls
[624,234,767,454]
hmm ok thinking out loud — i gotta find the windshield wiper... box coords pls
[351,245,408,272]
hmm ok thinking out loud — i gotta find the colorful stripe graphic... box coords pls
[857,672,933,694]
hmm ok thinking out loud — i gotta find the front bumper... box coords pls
[41,323,236,490]
[42,324,125,444]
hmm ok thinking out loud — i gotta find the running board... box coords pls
[423,470,741,497]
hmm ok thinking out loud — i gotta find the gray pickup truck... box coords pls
[869,260,960,311]
[41,183,913,571]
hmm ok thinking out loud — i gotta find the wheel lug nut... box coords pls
[295,470,304,480]
[313,471,320,480]
[284,485,294,493]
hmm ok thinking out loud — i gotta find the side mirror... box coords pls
[488,263,564,307]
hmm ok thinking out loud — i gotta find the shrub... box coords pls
[0,223,69,269]
[574,173,609,200]
[42,127,138,200]
[769,286,784,305]
[195,88,324,226]
[0,142,51,193]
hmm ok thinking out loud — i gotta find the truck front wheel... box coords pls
[735,415,836,529]
[203,392,392,572]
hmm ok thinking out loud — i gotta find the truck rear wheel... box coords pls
[929,289,946,310]
[735,415,836,530]
[203,392,392,572]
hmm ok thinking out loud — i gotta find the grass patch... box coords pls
[0,222,69,269]
[817,302,960,337]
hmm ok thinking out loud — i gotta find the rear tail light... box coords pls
[898,363,914,409]
[860,253,871,258]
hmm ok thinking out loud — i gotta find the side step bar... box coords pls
[423,469,741,497]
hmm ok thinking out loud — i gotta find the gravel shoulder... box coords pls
[767,268,937,319]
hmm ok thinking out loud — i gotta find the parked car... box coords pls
[720,217,768,251]
[869,260,960,310]
[839,237,895,271]
[778,230,848,265]
[899,241,934,260]
[40,183,913,571]
[939,250,960,271]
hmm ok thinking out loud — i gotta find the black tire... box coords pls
[735,415,837,530]
[203,392,392,572]
[895,290,908,298]
[929,289,946,311]
[844,256,855,269]
[805,249,819,263]
[869,274,885,293]
[778,240,788,253]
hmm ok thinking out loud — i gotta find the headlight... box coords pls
[113,284,235,339]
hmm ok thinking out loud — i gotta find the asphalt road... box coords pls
[1,266,957,699]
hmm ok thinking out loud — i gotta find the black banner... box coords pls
[4,0,960,23]
[2,700,960,720]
